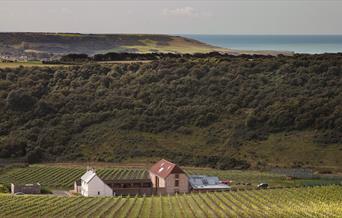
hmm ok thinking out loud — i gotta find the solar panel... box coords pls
[206,177,219,185]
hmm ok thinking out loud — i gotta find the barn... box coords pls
[149,159,189,194]
[104,178,152,196]
[11,183,41,194]
[75,169,153,196]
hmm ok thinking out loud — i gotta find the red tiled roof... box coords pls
[149,159,185,178]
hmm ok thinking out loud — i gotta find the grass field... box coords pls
[0,61,67,68]
[0,165,339,189]
[123,37,227,54]
[0,186,341,217]
[0,60,153,69]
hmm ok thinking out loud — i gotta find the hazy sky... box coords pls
[1,0,342,34]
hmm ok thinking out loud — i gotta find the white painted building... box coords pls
[80,169,113,197]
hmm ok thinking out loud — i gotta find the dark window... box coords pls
[123,183,131,188]
[113,183,122,188]
[133,183,142,188]
[175,180,179,187]
[143,182,152,187]
[175,174,179,179]
[98,191,100,195]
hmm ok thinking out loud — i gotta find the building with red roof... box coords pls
[149,159,189,194]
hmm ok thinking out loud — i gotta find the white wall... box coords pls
[150,172,166,188]
[81,175,112,197]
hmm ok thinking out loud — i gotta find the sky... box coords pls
[1,0,342,35]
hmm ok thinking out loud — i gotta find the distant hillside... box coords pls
[0,32,224,59]
[0,54,341,171]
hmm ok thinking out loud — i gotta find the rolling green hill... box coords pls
[0,32,224,59]
[0,54,341,171]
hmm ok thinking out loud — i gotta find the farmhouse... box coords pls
[11,183,41,194]
[79,169,113,197]
[75,159,190,196]
[149,159,189,194]
[189,175,230,192]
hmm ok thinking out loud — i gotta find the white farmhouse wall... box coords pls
[81,175,112,197]
[81,180,89,196]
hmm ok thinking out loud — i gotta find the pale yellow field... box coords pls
[0,62,67,69]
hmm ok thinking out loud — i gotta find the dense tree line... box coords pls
[45,52,274,64]
[0,54,341,168]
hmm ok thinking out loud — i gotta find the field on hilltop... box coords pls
[0,54,341,171]
[0,185,341,217]
[0,32,224,59]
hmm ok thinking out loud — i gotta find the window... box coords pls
[143,182,152,187]
[123,183,131,188]
[133,183,142,188]
[98,191,100,195]
[175,180,179,187]
[175,174,179,179]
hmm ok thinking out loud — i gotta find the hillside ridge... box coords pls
[0,54,341,171]
[0,32,223,60]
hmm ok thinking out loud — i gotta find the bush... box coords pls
[0,184,9,193]
[6,89,37,111]
[41,187,53,194]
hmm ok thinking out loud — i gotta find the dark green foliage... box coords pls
[26,147,43,164]
[0,184,9,193]
[59,53,91,63]
[40,187,52,194]
[0,54,341,169]
[6,89,37,111]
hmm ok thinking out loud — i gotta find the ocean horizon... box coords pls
[184,35,342,54]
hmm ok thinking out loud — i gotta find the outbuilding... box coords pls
[189,175,231,192]
[11,183,41,194]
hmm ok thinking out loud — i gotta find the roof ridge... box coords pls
[160,159,175,165]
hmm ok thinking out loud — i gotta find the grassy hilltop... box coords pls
[0,54,341,171]
[0,32,224,57]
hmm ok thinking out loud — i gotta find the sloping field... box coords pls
[0,32,223,56]
[0,186,341,217]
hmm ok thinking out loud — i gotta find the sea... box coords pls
[184,35,342,54]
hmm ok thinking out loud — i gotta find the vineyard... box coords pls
[0,166,149,188]
[0,165,338,189]
[0,186,341,217]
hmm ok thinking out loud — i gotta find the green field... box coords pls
[0,186,341,217]
[0,165,339,189]
[0,61,67,68]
